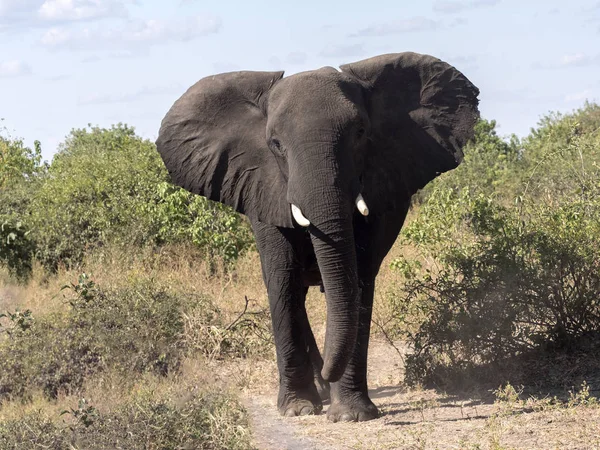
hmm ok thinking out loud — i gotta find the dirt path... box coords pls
[246,340,600,450]
[246,395,340,450]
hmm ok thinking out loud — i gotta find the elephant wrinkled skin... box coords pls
[156,52,480,422]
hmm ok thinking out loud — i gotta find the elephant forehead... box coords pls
[269,70,361,121]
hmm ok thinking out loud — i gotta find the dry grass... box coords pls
[0,246,269,449]
[2,234,600,449]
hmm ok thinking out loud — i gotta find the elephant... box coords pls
[156,52,479,422]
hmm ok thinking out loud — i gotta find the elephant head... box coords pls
[156,52,479,382]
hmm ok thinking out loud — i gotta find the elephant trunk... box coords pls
[307,192,359,383]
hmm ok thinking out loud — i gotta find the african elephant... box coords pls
[156,52,479,422]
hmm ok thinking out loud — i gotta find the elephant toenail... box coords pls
[300,406,314,416]
[284,409,297,417]
[339,413,356,422]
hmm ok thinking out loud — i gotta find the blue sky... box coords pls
[1,0,599,160]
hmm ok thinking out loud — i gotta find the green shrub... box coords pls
[0,134,45,189]
[29,125,167,269]
[28,124,253,270]
[398,190,600,385]
[415,119,520,204]
[0,391,253,449]
[0,220,34,281]
[515,103,600,204]
[0,134,45,280]
[147,182,255,264]
[388,107,600,387]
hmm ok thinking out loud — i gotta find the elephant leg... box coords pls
[327,203,410,423]
[327,280,378,422]
[301,287,331,402]
[252,221,322,417]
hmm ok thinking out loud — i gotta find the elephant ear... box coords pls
[156,70,294,228]
[340,52,480,213]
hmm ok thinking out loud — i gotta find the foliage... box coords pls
[0,124,253,276]
[29,125,166,269]
[0,133,44,189]
[415,119,520,203]
[0,275,190,400]
[0,390,253,450]
[0,133,45,280]
[147,182,254,264]
[513,103,600,206]
[387,104,600,387]
[0,220,34,281]
[0,272,272,402]
[25,124,253,271]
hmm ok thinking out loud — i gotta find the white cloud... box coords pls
[40,26,72,45]
[0,0,39,16]
[81,49,140,63]
[128,16,221,43]
[433,0,501,14]
[286,51,307,65]
[560,53,590,67]
[78,83,183,106]
[351,17,439,37]
[38,0,128,21]
[212,61,240,73]
[268,51,308,68]
[40,14,222,50]
[0,60,32,77]
[320,43,365,58]
[533,53,600,70]
[565,89,593,102]
[440,54,478,71]
[0,0,132,30]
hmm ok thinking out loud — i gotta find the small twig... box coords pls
[225,296,250,332]
[372,317,406,365]
[218,276,233,303]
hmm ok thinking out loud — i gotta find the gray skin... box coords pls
[156,52,479,422]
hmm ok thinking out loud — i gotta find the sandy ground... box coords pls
[245,340,600,450]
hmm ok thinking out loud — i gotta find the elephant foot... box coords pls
[327,395,379,422]
[278,384,323,417]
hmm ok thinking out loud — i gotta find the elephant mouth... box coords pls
[291,194,369,227]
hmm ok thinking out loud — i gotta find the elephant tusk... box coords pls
[356,194,369,216]
[291,204,311,227]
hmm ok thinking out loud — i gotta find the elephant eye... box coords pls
[357,127,366,138]
[270,138,285,156]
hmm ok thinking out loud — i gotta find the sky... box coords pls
[0,0,599,161]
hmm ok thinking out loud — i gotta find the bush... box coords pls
[515,103,600,204]
[398,190,600,385]
[0,134,45,280]
[0,273,273,401]
[0,220,34,281]
[0,275,190,400]
[29,125,167,269]
[387,107,600,387]
[1,124,254,276]
[414,119,520,204]
[147,182,255,264]
[28,124,253,271]
[0,134,45,189]
[0,390,253,449]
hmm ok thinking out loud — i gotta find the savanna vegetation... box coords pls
[1,103,599,448]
